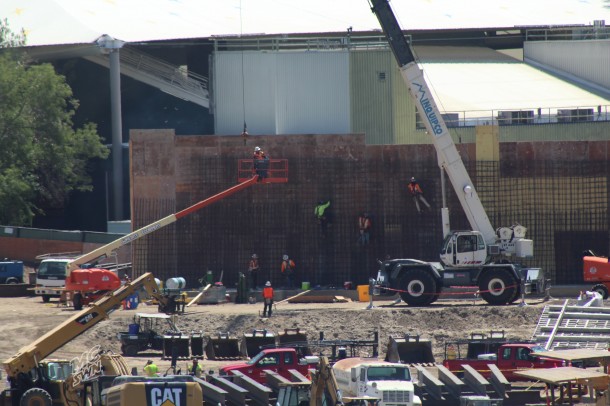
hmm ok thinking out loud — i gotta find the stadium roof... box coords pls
[414,47,610,116]
[1,0,609,47]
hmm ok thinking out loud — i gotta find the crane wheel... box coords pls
[20,387,52,406]
[398,268,437,306]
[592,284,609,299]
[478,268,518,305]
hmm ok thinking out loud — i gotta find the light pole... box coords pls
[97,34,125,221]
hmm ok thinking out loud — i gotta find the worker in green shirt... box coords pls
[314,199,331,236]
[143,360,158,377]
[188,358,202,377]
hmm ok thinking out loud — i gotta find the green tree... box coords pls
[0,20,109,226]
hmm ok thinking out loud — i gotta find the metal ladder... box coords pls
[532,300,610,350]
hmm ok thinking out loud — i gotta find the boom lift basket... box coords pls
[237,159,288,183]
[278,328,310,356]
[205,332,242,360]
[242,329,277,358]
[385,334,434,364]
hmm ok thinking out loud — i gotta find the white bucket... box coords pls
[165,277,186,290]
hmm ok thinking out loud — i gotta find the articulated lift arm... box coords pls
[66,176,259,273]
[3,272,163,378]
[368,0,496,243]
[309,356,344,406]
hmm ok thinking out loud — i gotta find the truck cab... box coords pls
[442,343,563,381]
[219,348,318,384]
[35,258,71,302]
[440,231,488,267]
[332,358,421,406]
[0,260,23,284]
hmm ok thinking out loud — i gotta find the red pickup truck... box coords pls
[219,348,319,384]
[442,343,563,381]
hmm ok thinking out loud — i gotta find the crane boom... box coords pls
[66,175,259,273]
[368,0,496,243]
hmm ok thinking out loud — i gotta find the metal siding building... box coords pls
[525,40,610,91]
[213,50,350,136]
[350,50,395,144]
[214,43,610,145]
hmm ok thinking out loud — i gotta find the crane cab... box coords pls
[440,231,488,267]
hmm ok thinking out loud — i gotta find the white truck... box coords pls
[332,358,421,406]
[368,0,545,306]
[35,256,74,302]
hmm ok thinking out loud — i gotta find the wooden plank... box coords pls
[186,284,210,307]
[287,295,351,303]
[515,366,610,385]
[533,348,610,363]
[275,290,311,305]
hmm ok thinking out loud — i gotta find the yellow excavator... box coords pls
[1,272,203,406]
[309,356,345,406]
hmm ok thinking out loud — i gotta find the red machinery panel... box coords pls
[65,268,122,292]
[583,256,610,282]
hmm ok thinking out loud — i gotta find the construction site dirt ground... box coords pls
[1,293,570,391]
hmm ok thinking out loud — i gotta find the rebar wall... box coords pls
[131,133,609,289]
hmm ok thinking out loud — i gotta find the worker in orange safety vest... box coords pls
[408,177,431,213]
[262,281,274,317]
[280,254,296,289]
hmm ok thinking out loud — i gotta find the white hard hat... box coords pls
[282,254,289,261]
[410,177,416,182]
[265,281,271,287]
[252,253,258,259]
[255,146,261,152]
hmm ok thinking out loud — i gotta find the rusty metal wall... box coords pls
[131,132,610,289]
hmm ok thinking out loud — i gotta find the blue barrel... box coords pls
[128,294,139,309]
[128,323,140,334]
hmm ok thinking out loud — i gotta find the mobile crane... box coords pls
[368,0,545,306]
[1,272,183,406]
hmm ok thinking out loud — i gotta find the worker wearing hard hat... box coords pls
[280,254,296,289]
[253,146,269,182]
[188,358,202,377]
[408,177,431,213]
[262,281,274,317]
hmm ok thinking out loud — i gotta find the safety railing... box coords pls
[415,105,610,128]
[237,159,289,183]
